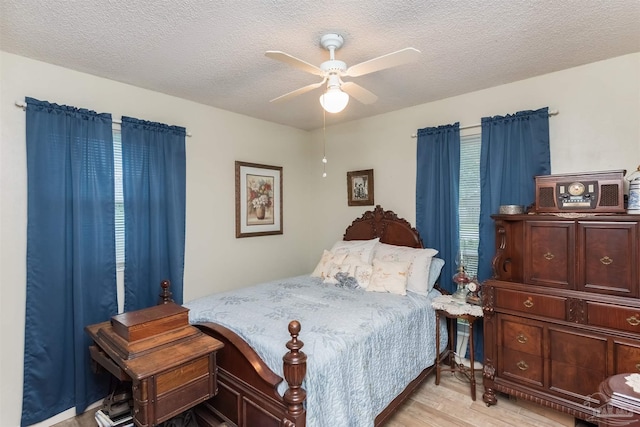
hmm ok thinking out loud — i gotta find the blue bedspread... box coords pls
[185,275,447,427]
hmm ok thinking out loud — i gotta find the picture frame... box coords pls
[347,169,374,206]
[235,161,283,238]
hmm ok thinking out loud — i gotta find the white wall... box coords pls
[0,52,313,427]
[1,51,638,427]
[306,53,640,254]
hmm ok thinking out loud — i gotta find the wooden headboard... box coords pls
[343,205,424,248]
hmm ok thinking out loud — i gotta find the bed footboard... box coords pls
[193,320,307,427]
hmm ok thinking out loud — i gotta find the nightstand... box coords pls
[432,294,483,401]
[86,302,224,426]
[596,374,640,426]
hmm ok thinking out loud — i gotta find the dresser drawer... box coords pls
[501,319,542,356]
[500,348,543,386]
[495,288,566,320]
[614,340,640,374]
[587,302,640,334]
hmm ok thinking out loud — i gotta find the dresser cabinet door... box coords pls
[548,327,606,400]
[613,339,640,375]
[524,221,575,289]
[577,221,638,297]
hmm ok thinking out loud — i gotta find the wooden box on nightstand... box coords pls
[86,302,224,427]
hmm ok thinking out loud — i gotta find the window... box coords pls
[114,129,125,270]
[458,133,481,277]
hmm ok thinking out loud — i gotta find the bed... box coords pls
[169,206,448,427]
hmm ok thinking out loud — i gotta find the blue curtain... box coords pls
[477,107,551,282]
[416,123,460,294]
[22,98,117,426]
[475,107,550,363]
[121,117,186,311]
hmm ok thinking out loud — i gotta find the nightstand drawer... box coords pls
[587,302,640,334]
[155,375,211,421]
[500,348,543,386]
[495,288,566,320]
[501,319,542,356]
[156,355,210,395]
[131,350,218,425]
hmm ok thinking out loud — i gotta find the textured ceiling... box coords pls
[1,1,639,131]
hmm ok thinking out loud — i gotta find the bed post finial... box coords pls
[283,320,307,426]
[158,279,173,304]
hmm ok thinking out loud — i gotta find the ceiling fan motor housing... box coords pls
[320,60,346,74]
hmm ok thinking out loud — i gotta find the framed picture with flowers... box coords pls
[235,161,283,237]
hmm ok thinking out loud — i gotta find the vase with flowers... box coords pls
[249,177,273,220]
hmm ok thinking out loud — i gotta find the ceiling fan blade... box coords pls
[345,47,421,77]
[265,51,324,77]
[341,82,378,104]
[269,79,326,103]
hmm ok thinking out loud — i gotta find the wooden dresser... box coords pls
[482,214,640,420]
[86,302,224,427]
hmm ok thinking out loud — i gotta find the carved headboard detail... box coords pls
[342,205,424,248]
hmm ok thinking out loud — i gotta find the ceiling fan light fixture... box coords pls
[319,87,349,113]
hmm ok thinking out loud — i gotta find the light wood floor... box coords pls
[385,370,582,427]
[54,370,587,427]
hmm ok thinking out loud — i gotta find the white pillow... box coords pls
[311,250,347,278]
[330,238,379,264]
[427,257,445,292]
[367,259,411,295]
[341,254,366,275]
[373,243,438,295]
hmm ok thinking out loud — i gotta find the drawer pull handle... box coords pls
[635,363,640,372]
[517,361,529,371]
[523,298,534,308]
[516,334,528,344]
[627,315,640,326]
[543,252,554,261]
[600,256,613,265]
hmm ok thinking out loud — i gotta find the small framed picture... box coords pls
[347,169,374,206]
[235,161,283,238]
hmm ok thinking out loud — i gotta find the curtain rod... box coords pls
[410,109,559,138]
[14,101,192,137]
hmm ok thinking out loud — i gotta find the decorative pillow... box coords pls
[330,238,380,264]
[354,264,373,290]
[372,243,438,295]
[367,259,411,295]
[311,250,347,278]
[323,262,352,285]
[427,257,445,292]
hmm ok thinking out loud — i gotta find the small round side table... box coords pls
[432,294,483,401]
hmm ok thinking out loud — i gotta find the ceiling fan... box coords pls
[265,33,421,113]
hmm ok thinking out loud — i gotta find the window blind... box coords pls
[459,133,481,277]
[114,130,124,269]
